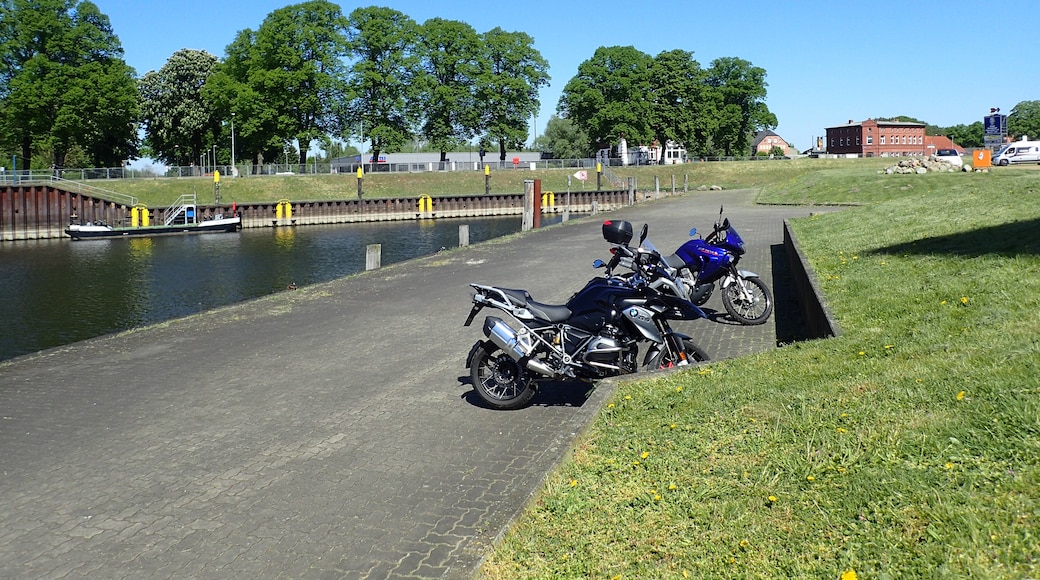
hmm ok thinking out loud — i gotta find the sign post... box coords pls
[984,109,1007,151]
[573,170,588,191]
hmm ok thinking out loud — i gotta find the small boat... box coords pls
[65,192,241,240]
[65,215,241,240]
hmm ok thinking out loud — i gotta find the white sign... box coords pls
[573,170,588,181]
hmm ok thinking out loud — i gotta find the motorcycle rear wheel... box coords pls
[721,275,773,325]
[470,342,538,410]
[647,339,710,370]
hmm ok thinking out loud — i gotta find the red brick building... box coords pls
[751,130,792,156]
[825,119,927,157]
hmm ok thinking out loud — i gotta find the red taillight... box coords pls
[609,247,618,255]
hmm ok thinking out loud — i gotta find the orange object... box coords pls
[974,149,992,168]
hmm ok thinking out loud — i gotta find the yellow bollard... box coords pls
[276,199,292,220]
[418,195,432,213]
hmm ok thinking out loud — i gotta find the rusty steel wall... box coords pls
[1,186,131,242]
[1,186,635,241]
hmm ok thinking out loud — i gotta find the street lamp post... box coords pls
[230,112,236,177]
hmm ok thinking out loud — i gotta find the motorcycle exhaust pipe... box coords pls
[482,317,555,377]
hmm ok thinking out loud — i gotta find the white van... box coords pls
[993,139,1040,165]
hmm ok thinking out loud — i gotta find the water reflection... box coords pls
[0,215,564,361]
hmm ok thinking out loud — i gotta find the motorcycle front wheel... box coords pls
[470,342,538,410]
[722,275,773,325]
[647,339,710,370]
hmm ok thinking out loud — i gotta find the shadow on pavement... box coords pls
[458,377,595,409]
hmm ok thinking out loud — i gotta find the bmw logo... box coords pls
[628,308,639,317]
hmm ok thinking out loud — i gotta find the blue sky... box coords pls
[95,0,1038,155]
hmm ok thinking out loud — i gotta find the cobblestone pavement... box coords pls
[0,190,825,578]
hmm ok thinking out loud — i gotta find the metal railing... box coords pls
[162,193,199,225]
[0,155,821,188]
[4,175,139,206]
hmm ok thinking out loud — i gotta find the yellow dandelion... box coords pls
[945,463,954,469]
[841,570,858,580]
[669,483,677,490]
[852,255,858,260]
[837,467,847,473]
[641,451,650,459]
[739,539,750,548]
[961,296,969,305]
[749,417,756,423]
[654,494,661,501]
[670,423,677,429]
[957,391,966,401]
[881,260,887,266]
[571,479,578,487]
[625,395,632,400]
[768,495,777,503]
[941,300,947,305]
[884,344,893,349]
[807,475,815,482]
[840,412,848,418]
[858,351,865,356]
[608,403,615,408]
[837,427,846,434]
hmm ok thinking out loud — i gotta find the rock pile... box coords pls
[881,158,977,174]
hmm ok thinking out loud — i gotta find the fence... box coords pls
[0,154,818,185]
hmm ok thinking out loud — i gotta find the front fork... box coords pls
[642,330,693,367]
[722,268,759,302]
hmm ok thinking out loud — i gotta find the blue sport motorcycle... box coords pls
[662,206,774,325]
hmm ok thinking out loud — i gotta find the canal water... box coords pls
[0,215,571,362]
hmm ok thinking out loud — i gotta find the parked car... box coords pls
[931,148,963,167]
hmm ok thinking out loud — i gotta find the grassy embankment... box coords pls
[100,157,886,207]
[476,162,1040,578]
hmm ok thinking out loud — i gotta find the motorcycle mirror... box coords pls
[639,223,648,245]
[592,259,606,269]
[689,227,698,237]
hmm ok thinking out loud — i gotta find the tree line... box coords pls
[5,1,1038,173]
[0,0,550,171]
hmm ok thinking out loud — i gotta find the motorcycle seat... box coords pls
[662,253,687,270]
[497,288,571,322]
[525,300,572,323]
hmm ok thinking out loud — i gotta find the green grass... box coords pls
[88,157,893,207]
[478,164,1040,579]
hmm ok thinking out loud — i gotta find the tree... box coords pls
[535,115,589,159]
[1008,100,1040,141]
[941,122,983,148]
[418,18,482,161]
[203,29,284,171]
[705,57,776,157]
[558,46,654,153]
[140,49,220,166]
[0,0,139,169]
[250,1,350,167]
[648,49,708,159]
[345,6,422,168]
[476,27,549,161]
